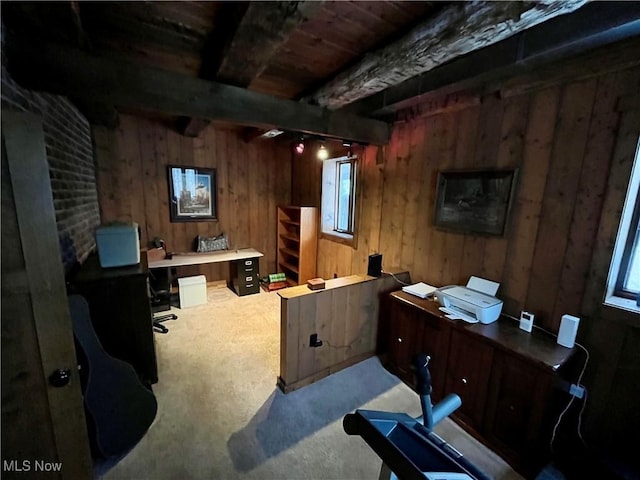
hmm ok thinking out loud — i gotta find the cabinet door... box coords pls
[445,330,493,432]
[388,302,423,385]
[483,350,553,463]
[417,312,450,402]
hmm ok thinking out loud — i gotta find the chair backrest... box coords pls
[149,268,170,296]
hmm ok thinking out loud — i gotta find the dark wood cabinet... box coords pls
[387,298,451,401]
[382,290,576,476]
[483,351,555,469]
[445,330,493,432]
[68,254,158,385]
[387,301,421,382]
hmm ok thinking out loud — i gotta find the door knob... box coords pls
[49,368,72,387]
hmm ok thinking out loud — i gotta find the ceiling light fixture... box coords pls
[294,138,305,155]
[343,140,353,157]
[261,129,284,139]
[317,142,329,160]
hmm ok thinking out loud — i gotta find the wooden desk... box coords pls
[148,248,263,269]
[148,248,264,296]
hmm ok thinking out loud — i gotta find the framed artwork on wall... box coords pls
[433,169,518,236]
[167,165,217,222]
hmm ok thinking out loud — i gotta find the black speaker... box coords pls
[367,253,382,277]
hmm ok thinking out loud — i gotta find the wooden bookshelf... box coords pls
[277,206,318,285]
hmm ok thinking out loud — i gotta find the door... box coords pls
[388,301,423,385]
[417,312,451,402]
[445,329,493,433]
[483,350,554,464]
[1,112,93,479]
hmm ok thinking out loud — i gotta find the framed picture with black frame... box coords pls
[167,165,217,222]
[433,168,518,236]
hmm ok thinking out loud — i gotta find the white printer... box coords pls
[435,276,503,324]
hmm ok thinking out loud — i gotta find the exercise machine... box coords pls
[343,354,491,480]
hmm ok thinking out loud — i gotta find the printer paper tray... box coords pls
[439,306,479,324]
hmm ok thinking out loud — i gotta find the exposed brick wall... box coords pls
[1,65,101,272]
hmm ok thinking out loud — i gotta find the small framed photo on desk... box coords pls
[167,165,217,222]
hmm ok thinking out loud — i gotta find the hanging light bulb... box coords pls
[294,139,305,155]
[317,143,329,160]
[343,140,353,157]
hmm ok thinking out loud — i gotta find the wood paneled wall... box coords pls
[93,115,292,281]
[294,67,639,333]
[293,59,640,461]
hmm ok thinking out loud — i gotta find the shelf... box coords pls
[280,206,301,213]
[280,219,301,227]
[279,261,299,274]
[279,247,299,259]
[277,206,317,287]
[279,233,300,243]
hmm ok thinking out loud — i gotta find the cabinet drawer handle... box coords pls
[244,260,252,266]
[246,283,254,288]
[245,276,253,282]
[461,378,468,384]
[397,337,402,343]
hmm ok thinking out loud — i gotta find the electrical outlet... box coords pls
[569,384,585,399]
[309,333,323,348]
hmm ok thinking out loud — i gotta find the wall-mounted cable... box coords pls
[550,342,590,454]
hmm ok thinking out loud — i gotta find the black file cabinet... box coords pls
[231,257,260,296]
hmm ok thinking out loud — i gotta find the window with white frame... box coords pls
[605,137,640,312]
[321,155,357,243]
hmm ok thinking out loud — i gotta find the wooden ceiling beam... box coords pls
[216,1,324,87]
[7,42,390,145]
[78,2,209,53]
[182,1,324,138]
[306,0,590,109]
[181,1,323,138]
[177,2,247,137]
[344,1,640,117]
[70,2,120,129]
[72,99,119,129]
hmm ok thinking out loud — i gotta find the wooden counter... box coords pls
[385,290,578,476]
[389,290,574,371]
[277,272,410,393]
[277,274,372,299]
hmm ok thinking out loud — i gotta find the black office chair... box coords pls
[148,268,177,334]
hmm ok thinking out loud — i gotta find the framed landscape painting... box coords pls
[434,169,517,236]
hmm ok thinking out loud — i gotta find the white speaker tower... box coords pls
[557,314,580,348]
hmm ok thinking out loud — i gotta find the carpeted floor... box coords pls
[98,285,522,480]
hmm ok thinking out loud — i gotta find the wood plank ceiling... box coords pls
[2,1,639,143]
